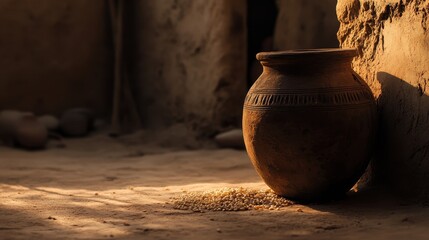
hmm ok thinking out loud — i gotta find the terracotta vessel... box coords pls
[243,49,377,201]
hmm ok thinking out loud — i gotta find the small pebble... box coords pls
[15,115,48,149]
[60,108,94,137]
[37,115,59,131]
[214,129,245,149]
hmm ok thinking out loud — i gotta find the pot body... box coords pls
[243,49,377,201]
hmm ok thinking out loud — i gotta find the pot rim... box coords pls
[256,48,357,62]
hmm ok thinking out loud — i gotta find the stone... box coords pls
[37,115,59,131]
[68,108,95,128]
[337,0,429,198]
[15,115,48,149]
[214,129,244,149]
[60,108,94,137]
[0,110,33,146]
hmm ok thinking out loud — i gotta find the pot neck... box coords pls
[257,49,356,74]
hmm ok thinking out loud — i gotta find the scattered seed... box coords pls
[171,187,294,212]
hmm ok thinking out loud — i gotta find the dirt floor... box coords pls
[1,134,429,240]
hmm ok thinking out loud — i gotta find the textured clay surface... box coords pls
[130,0,247,136]
[0,0,112,116]
[337,0,429,197]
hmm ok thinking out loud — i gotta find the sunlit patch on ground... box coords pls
[1,137,429,239]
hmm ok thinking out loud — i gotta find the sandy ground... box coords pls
[1,134,429,240]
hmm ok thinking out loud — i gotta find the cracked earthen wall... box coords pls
[0,0,112,116]
[337,0,429,198]
[131,0,247,136]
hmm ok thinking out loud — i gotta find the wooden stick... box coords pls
[107,0,117,34]
[108,0,142,135]
[123,65,143,128]
[110,0,123,135]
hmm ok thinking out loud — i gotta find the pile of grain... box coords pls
[171,187,294,212]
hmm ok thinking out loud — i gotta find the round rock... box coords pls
[0,110,33,146]
[214,129,245,149]
[37,115,59,131]
[15,115,48,149]
[60,108,94,137]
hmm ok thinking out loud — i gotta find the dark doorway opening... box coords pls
[247,0,278,89]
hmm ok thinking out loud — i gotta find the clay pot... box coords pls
[15,115,48,149]
[243,49,377,201]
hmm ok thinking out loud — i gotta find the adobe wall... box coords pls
[0,0,112,116]
[338,0,429,198]
[131,0,247,136]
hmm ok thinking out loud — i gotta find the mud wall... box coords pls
[337,0,429,198]
[274,0,339,50]
[0,0,341,137]
[130,0,247,136]
[0,0,112,116]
